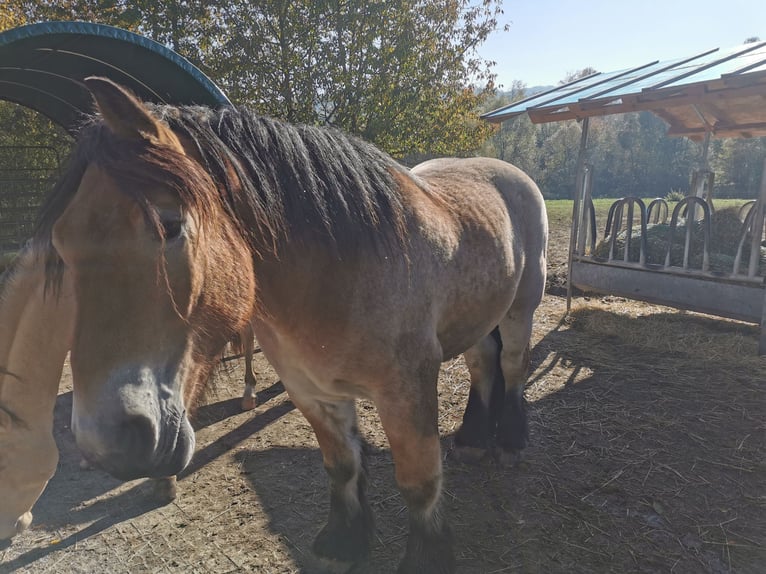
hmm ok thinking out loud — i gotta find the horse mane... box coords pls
[35,106,410,263]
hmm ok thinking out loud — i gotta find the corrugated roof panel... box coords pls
[482,68,635,120]
[481,40,766,139]
[532,56,703,108]
[654,42,766,89]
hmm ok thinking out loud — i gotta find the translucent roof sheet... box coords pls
[482,41,766,140]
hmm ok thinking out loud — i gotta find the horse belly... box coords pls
[252,318,375,402]
[436,280,517,360]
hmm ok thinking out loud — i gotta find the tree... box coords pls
[12,0,504,159]
[207,0,503,158]
[711,137,766,198]
[479,82,539,175]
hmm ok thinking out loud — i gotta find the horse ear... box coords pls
[83,77,183,151]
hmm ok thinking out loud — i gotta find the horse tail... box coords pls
[488,327,505,430]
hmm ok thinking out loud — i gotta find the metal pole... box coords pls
[748,157,766,278]
[690,130,712,221]
[566,116,591,313]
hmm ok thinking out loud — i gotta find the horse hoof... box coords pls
[449,444,491,466]
[315,556,357,574]
[312,509,373,569]
[240,396,258,411]
[15,511,33,535]
[153,476,177,502]
[495,448,525,468]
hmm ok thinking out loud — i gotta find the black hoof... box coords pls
[312,507,374,566]
[397,525,455,574]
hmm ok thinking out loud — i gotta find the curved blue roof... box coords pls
[0,21,231,134]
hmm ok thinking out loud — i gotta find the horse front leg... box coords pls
[293,396,374,569]
[376,356,455,574]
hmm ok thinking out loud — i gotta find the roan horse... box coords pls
[0,245,74,541]
[36,77,547,572]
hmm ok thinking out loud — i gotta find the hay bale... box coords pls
[593,207,766,273]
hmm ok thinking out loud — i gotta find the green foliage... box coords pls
[481,89,765,201]
[664,190,685,202]
[11,0,503,159]
[207,0,502,159]
[2,3,764,200]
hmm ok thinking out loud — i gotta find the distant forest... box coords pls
[480,84,766,200]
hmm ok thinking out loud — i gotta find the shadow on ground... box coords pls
[236,306,765,573]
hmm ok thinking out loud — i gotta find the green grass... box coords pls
[544,198,752,226]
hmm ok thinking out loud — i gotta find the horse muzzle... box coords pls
[77,413,195,481]
[72,367,195,481]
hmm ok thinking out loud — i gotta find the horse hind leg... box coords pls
[230,324,258,411]
[494,303,536,465]
[453,330,503,463]
[295,397,374,570]
[240,327,258,411]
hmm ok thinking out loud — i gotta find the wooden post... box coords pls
[566,117,591,313]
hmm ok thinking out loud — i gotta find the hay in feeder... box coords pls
[593,207,765,274]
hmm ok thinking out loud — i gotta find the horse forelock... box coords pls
[32,120,224,282]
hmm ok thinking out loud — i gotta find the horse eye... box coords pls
[160,216,184,241]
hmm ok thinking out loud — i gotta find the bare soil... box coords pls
[2,212,764,574]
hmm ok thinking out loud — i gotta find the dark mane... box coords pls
[35,106,410,260]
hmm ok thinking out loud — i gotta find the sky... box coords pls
[478,0,764,89]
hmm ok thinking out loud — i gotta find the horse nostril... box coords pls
[120,415,158,457]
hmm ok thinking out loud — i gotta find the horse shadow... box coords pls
[234,305,764,573]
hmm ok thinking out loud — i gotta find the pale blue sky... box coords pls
[478,0,763,88]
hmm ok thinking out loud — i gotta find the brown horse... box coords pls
[37,78,547,573]
[0,244,74,541]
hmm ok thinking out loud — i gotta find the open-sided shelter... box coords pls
[482,41,766,351]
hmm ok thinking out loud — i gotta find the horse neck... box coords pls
[0,249,73,431]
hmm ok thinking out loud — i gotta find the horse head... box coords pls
[49,78,255,480]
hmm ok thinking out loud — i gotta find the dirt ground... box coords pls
[2,211,765,574]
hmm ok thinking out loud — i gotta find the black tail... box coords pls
[488,327,505,432]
